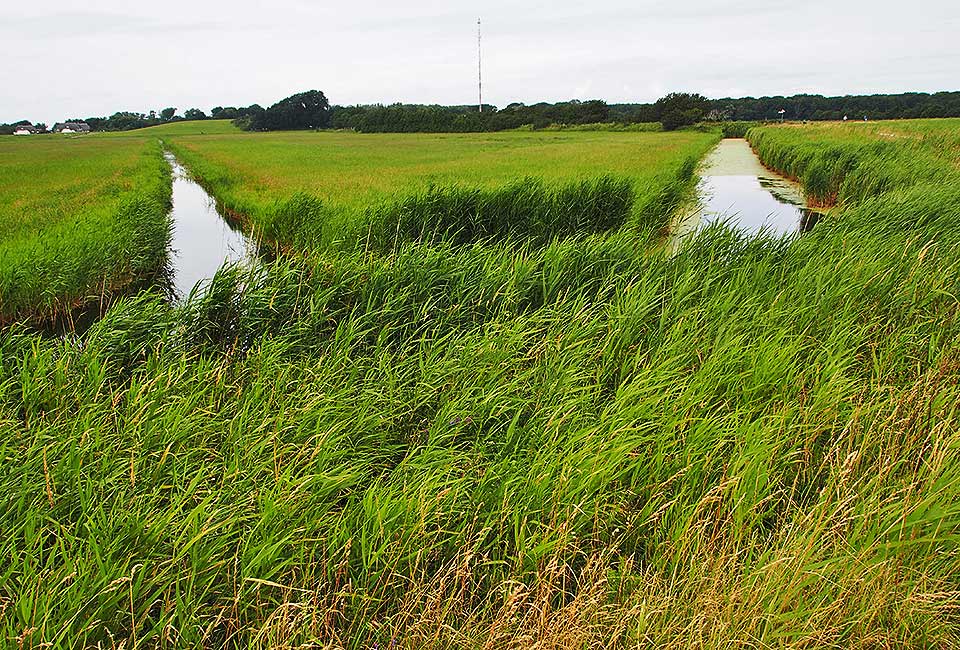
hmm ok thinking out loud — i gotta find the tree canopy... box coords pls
[653,93,709,131]
[611,91,960,123]
[238,91,331,131]
[327,100,610,133]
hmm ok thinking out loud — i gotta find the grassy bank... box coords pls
[165,130,718,250]
[1,119,960,646]
[747,118,960,207]
[0,135,172,323]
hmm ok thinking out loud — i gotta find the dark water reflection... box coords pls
[675,139,823,240]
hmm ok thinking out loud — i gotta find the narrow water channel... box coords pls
[164,152,258,298]
[675,139,821,240]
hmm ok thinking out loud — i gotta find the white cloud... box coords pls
[1,0,957,124]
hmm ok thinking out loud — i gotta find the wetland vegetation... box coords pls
[0,135,171,324]
[165,129,717,250]
[1,117,959,647]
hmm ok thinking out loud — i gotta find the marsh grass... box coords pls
[0,136,172,323]
[747,119,960,207]
[165,130,716,251]
[2,120,960,647]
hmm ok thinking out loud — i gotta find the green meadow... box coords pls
[166,129,718,249]
[1,119,959,647]
[0,135,170,323]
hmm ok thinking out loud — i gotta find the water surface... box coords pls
[164,152,258,298]
[675,139,821,240]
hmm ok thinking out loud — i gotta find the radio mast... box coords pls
[477,18,483,113]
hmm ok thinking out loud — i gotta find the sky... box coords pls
[2,0,958,125]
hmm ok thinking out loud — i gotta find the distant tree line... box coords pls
[611,91,960,123]
[78,105,265,132]
[0,105,264,134]
[230,92,605,132]
[257,90,960,133]
[5,90,959,135]
[257,89,960,133]
[322,99,611,133]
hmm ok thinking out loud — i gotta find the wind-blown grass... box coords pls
[747,118,960,206]
[0,136,171,323]
[1,119,959,647]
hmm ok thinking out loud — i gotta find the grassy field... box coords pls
[0,135,171,323]
[2,119,960,647]
[0,125,713,321]
[166,129,718,249]
[108,119,243,138]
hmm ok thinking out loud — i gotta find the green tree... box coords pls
[160,107,177,121]
[243,91,331,131]
[654,93,709,130]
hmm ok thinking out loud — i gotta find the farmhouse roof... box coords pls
[55,121,91,132]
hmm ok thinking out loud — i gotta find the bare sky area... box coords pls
[2,0,958,124]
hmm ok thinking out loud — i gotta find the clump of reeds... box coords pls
[352,175,633,252]
[748,123,954,208]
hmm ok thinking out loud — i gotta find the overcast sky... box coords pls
[2,0,957,125]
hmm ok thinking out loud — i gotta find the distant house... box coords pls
[53,121,91,134]
[13,124,43,135]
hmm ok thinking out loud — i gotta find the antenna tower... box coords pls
[478,18,483,113]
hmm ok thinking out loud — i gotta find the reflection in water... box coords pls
[42,154,260,337]
[676,139,823,240]
[164,152,259,299]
